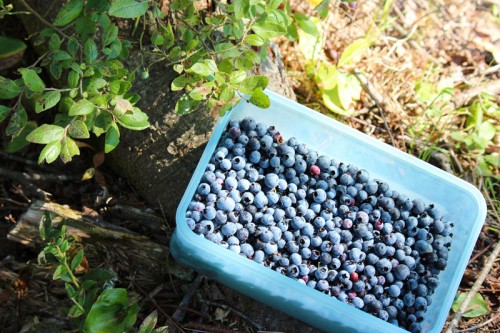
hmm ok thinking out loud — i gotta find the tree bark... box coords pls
[7,200,194,289]
[109,47,296,221]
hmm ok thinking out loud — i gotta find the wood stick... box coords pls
[445,240,500,333]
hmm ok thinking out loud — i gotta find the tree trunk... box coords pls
[109,46,296,221]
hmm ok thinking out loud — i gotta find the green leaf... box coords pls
[175,95,201,115]
[0,105,12,124]
[0,76,21,99]
[49,33,61,51]
[0,36,27,58]
[151,32,164,46]
[238,75,269,94]
[117,108,149,130]
[245,34,265,46]
[189,62,212,76]
[108,0,148,18]
[54,0,83,26]
[109,80,132,95]
[236,57,254,71]
[293,13,319,36]
[217,59,232,74]
[19,68,45,93]
[138,310,158,333]
[53,264,67,280]
[6,120,36,153]
[478,121,496,142]
[220,86,234,103]
[35,91,61,113]
[105,39,122,59]
[75,16,96,40]
[6,104,27,137]
[171,75,198,91]
[105,122,120,153]
[452,293,490,318]
[315,0,330,19]
[338,38,371,67]
[335,72,362,110]
[69,99,94,116]
[26,124,65,144]
[67,37,80,57]
[49,61,63,79]
[65,282,77,298]
[68,69,79,88]
[214,42,240,58]
[84,39,98,64]
[68,119,90,139]
[60,137,80,163]
[70,250,84,270]
[233,0,248,20]
[252,18,286,39]
[230,70,247,84]
[93,111,113,137]
[84,288,135,333]
[53,51,72,63]
[38,140,62,164]
[102,24,119,47]
[249,87,270,108]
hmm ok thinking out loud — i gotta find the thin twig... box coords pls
[148,295,187,333]
[0,168,49,201]
[200,299,264,331]
[445,240,500,333]
[454,312,500,333]
[17,0,75,42]
[353,71,396,146]
[171,274,204,322]
[0,152,55,171]
[0,167,80,182]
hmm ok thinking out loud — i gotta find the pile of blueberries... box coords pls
[186,117,453,332]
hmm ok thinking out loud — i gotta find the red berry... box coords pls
[310,165,320,176]
[350,272,359,282]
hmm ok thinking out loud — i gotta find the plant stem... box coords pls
[17,0,75,42]
[56,246,81,289]
[70,296,86,313]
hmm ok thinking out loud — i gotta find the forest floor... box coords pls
[1,0,499,332]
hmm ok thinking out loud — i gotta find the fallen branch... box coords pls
[353,71,396,147]
[445,240,500,333]
[7,200,193,289]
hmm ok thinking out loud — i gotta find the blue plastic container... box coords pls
[171,90,486,333]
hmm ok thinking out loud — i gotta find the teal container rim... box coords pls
[173,90,487,333]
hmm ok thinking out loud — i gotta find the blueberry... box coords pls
[289,252,302,265]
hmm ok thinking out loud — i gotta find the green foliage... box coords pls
[0,0,148,163]
[452,292,490,318]
[297,0,393,115]
[0,36,27,59]
[451,93,499,178]
[39,212,168,332]
[145,0,318,115]
[0,0,327,163]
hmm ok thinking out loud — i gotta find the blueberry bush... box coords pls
[0,0,325,164]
